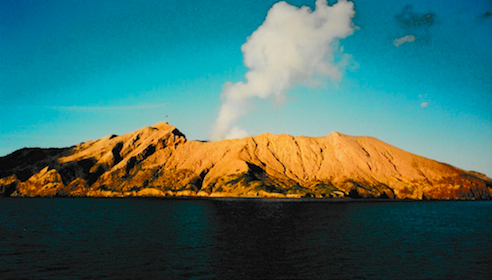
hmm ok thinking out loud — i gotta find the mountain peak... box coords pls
[328,131,350,140]
[151,121,172,130]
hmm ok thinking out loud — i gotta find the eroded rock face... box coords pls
[9,167,64,197]
[0,175,18,197]
[0,122,491,199]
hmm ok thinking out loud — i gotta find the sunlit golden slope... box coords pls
[1,122,490,199]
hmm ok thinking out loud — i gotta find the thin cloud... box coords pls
[394,5,436,45]
[46,103,169,112]
[393,35,416,47]
[418,94,431,108]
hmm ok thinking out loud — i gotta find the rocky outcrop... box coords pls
[1,122,491,199]
[0,175,18,197]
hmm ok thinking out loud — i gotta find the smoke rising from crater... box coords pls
[210,0,356,141]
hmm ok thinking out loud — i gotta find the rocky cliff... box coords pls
[1,122,491,199]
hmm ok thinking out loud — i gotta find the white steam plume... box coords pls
[210,0,356,141]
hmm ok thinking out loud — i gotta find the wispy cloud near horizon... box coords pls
[45,103,169,112]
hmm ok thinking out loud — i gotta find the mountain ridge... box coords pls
[1,122,491,199]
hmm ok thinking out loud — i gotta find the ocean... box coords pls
[1,198,491,279]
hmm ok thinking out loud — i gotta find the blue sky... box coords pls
[1,0,491,176]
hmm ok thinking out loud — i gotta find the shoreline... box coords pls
[2,195,489,202]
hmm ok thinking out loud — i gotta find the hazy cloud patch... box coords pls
[418,94,431,108]
[393,35,416,47]
[395,5,435,28]
[394,5,436,46]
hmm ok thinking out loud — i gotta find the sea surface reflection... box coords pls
[0,198,491,279]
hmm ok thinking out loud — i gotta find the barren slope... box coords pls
[1,122,490,199]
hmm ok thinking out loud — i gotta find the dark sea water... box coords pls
[0,198,491,279]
